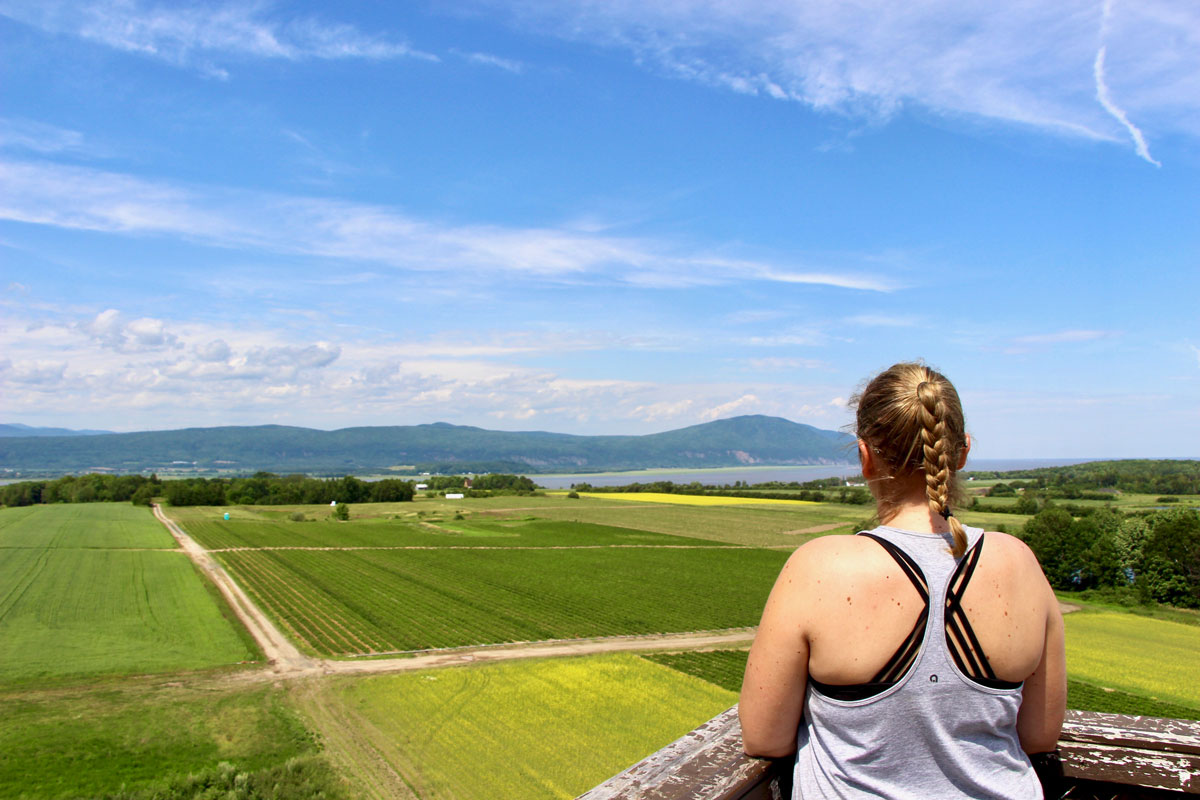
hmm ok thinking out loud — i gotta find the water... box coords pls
[532,458,1100,489]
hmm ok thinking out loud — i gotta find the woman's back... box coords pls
[800,527,1052,689]
[739,361,1066,798]
[793,525,1052,799]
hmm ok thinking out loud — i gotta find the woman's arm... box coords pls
[1017,578,1067,753]
[739,548,812,758]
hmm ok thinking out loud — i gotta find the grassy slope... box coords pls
[334,654,736,800]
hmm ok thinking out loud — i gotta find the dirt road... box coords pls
[153,504,317,675]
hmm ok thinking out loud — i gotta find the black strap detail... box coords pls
[809,534,929,701]
[808,677,898,702]
[945,536,1023,690]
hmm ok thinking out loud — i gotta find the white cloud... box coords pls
[80,308,180,352]
[1,1,438,71]
[194,339,232,362]
[0,159,897,292]
[491,0,1200,158]
[700,393,761,420]
[1,306,853,433]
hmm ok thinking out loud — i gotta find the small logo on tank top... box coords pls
[929,674,939,683]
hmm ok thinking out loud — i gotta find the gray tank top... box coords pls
[793,525,1041,799]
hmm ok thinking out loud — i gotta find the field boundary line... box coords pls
[322,629,757,676]
[207,544,744,552]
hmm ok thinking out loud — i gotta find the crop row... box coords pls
[218,547,788,656]
[185,514,720,551]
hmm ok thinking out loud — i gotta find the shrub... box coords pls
[333,503,350,521]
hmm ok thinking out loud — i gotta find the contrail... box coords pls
[1094,0,1161,166]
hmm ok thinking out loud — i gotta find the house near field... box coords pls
[416,483,428,490]
[445,492,464,499]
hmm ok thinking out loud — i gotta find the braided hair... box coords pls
[853,362,969,557]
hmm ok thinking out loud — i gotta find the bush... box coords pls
[289,512,306,522]
[567,491,580,499]
[333,503,350,521]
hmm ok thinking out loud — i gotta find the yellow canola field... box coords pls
[575,491,816,506]
[1064,612,1200,708]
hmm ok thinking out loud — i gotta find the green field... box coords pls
[334,654,736,800]
[177,512,730,550]
[1064,611,1200,709]
[0,504,257,684]
[0,502,176,549]
[218,545,786,655]
[0,679,342,800]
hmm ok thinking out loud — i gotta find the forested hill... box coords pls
[0,415,854,476]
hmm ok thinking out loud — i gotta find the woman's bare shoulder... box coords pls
[981,530,1054,588]
[783,533,890,581]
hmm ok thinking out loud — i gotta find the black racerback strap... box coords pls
[944,536,1022,690]
[808,533,929,701]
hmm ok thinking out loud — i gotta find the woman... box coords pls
[740,362,1066,799]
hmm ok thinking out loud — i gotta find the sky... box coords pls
[1,0,1198,459]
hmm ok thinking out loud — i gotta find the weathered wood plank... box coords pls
[576,706,1200,799]
[1063,710,1200,756]
[575,707,782,800]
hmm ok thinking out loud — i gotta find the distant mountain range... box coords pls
[0,415,855,476]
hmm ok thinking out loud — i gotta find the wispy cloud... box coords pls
[845,314,916,328]
[0,117,87,155]
[453,49,524,73]
[1093,0,1160,166]
[0,159,897,292]
[1,1,437,73]
[491,0,1200,157]
[1011,329,1111,346]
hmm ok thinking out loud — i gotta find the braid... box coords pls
[916,379,967,558]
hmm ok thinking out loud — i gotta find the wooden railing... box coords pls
[577,707,1200,799]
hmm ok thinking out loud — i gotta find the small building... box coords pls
[445,493,465,500]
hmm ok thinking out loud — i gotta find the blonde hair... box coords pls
[853,362,969,557]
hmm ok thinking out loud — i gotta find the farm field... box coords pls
[1063,611,1200,709]
[331,653,735,800]
[0,502,176,549]
[216,546,786,655]
[175,510,728,551]
[0,504,257,684]
[0,678,342,799]
[573,491,818,506]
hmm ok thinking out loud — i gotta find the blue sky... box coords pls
[1,1,1197,458]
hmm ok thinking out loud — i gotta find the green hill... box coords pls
[0,415,853,476]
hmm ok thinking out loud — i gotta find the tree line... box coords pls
[0,471,544,508]
[1020,505,1200,608]
[567,479,872,505]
